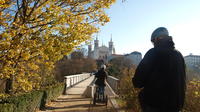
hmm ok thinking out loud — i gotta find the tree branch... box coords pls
[27,0,40,18]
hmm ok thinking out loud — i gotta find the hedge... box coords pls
[0,103,14,112]
[0,83,64,112]
[40,83,64,110]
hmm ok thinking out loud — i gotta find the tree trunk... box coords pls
[5,76,14,94]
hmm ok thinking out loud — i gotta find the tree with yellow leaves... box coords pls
[0,0,116,94]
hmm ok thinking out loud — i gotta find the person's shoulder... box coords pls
[173,49,181,53]
[144,48,156,57]
[173,49,183,55]
[147,48,155,52]
[173,49,184,58]
[146,48,156,54]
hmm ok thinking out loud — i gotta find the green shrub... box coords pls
[0,91,43,112]
[40,83,64,109]
[0,83,64,112]
[0,103,14,112]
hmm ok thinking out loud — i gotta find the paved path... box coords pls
[37,76,118,112]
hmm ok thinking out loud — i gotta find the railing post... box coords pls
[65,77,68,87]
[116,79,119,94]
[70,77,72,87]
[73,77,75,85]
[63,77,67,95]
[76,75,77,83]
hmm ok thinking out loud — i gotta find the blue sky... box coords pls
[96,0,200,56]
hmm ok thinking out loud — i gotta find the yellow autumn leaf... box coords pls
[0,0,116,93]
[195,91,199,95]
[21,52,30,60]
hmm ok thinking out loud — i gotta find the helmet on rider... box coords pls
[101,64,106,70]
[151,27,170,43]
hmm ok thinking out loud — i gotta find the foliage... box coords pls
[118,67,141,112]
[0,83,64,112]
[40,83,64,109]
[37,63,57,88]
[96,59,104,69]
[108,57,141,111]
[183,80,200,112]
[107,57,133,78]
[0,0,116,93]
[0,103,14,112]
[71,51,84,60]
[0,91,43,112]
[184,67,200,112]
[55,51,97,82]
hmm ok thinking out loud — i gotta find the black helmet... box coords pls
[151,27,169,42]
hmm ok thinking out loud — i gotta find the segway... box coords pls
[93,86,108,105]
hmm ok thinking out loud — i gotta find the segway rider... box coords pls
[94,64,108,94]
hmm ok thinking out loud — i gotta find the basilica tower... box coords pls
[109,36,114,55]
[94,37,99,50]
[88,44,92,58]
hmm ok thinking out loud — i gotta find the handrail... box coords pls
[107,75,119,94]
[64,73,91,88]
[108,75,119,81]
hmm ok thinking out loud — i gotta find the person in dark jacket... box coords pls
[94,65,108,94]
[132,27,186,112]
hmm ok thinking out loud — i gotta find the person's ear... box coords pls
[154,37,160,43]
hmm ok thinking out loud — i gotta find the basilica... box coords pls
[88,37,115,62]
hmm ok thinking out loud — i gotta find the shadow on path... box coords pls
[53,98,90,103]
[46,104,91,110]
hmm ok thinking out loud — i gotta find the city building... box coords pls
[107,54,124,61]
[88,37,115,63]
[87,37,142,65]
[107,51,142,66]
[125,51,142,65]
[184,54,200,67]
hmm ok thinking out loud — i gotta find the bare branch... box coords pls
[27,0,40,18]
